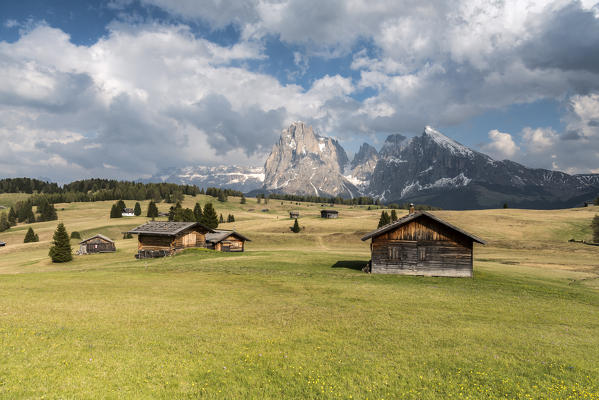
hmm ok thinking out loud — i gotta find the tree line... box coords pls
[0,197,58,232]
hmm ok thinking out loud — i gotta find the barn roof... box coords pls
[206,230,251,243]
[0,241,5,246]
[321,209,338,213]
[361,211,486,244]
[80,234,115,244]
[127,221,214,236]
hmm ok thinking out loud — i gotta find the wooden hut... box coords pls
[78,234,116,254]
[321,210,338,219]
[289,211,300,219]
[361,210,485,277]
[205,230,251,252]
[122,208,135,217]
[0,241,6,247]
[128,221,214,258]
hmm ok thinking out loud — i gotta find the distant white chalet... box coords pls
[122,208,135,217]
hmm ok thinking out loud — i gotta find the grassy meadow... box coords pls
[1,194,599,399]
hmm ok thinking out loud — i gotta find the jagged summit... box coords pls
[263,122,357,197]
[422,126,474,157]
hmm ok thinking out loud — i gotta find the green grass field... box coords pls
[1,194,599,398]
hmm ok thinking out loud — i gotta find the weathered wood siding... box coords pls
[221,237,244,252]
[138,234,174,251]
[371,217,473,277]
[138,227,207,253]
[82,237,116,253]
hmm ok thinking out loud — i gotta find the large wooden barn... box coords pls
[78,234,116,254]
[205,230,251,252]
[361,210,485,277]
[128,221,214,258]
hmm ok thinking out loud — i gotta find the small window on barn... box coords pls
[388,246,401,260]
[418,246,427,261]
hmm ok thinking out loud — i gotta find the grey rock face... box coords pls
[263,122,359,197]
[368,126,599,209]
[345,142,378,190]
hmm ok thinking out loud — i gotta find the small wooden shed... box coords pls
[289,211,300,219]
[128,221,214,258]
[205,230,251,252]
[321,210,338,219]
[0,241,6,247]
[78,234,116,254]
[361,210,485,277]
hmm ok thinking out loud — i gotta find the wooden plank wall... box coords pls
[371,217,474,277]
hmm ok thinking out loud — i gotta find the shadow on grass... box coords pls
[331,260,369,271]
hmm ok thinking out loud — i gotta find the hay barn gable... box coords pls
[78,234,116,254]
[361,211,485,277]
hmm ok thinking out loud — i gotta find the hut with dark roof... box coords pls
[127,221,214,258]
[320,210,338,219]
[78,234,116,254]
[0,241,6,247]
[205,230,251,252]
[361,209,485,277]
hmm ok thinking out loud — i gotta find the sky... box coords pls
[1,0,598,183]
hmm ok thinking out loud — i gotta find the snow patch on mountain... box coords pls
[423,126,474,157]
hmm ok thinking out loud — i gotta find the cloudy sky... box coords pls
[1,0,598,182]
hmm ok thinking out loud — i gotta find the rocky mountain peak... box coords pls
[263,122,357,197]
[421,125,474,157]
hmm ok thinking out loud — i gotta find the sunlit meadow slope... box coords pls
[1,194,598,398]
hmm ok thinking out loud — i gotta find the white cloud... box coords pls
[521,127,559,151]
[482,129,519,159]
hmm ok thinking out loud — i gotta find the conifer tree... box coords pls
[227,214,235,223]
[147,201,159,218]
[377,211,391,228]
[257,196,262,204]
[26,208,36,223]
[169,202,182,221]
[116,199,126,212]
[290,218,300,233]
[390,209,398,222]
[217,191,227,202]
[8,207,17,226]
[592,214,599,243]
[240,195,246,204]
[219,213,224,223]
[201,203,219,229]
[0,213,9,232]
[193,202,203,222]
[24,227,39,243]
[110,203,121,218]
[48,222,72,263]
[134,202,142,216]
[37,198,57,221]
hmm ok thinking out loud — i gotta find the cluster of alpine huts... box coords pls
[127,221,250,259]
[81,201,485,278]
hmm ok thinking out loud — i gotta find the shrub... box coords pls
[48,222,72,263]
[134,202,142,216]
[123,232,133,239]
[70,231,81,239]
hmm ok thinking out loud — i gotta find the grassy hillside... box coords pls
[1,194,598,398]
